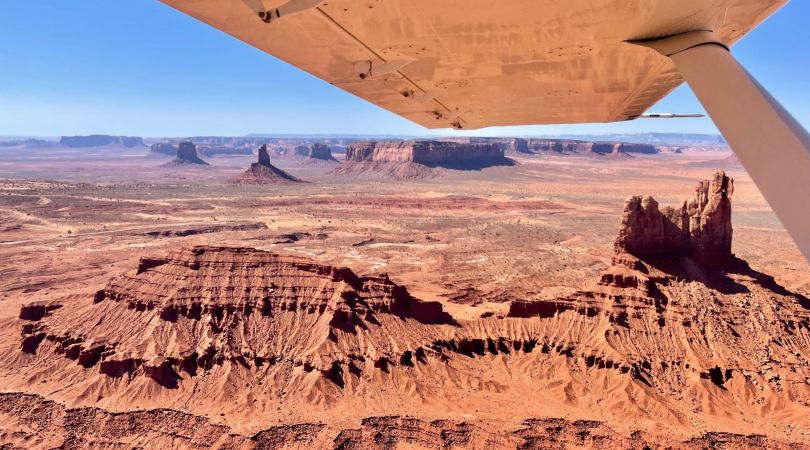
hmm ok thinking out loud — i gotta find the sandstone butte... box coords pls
[161,141,209,166]
[294,143,339,162]
[1,171,809,448]
[231,144,303,184]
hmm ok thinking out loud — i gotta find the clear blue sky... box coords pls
[1,1,808,138]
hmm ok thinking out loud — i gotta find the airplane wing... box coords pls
[157,0,784,130]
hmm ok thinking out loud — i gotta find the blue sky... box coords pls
[1,1,808,138]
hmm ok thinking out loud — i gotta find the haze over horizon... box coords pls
[1,1,808,138]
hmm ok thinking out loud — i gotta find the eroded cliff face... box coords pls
[13,246,451,391]
[465,137,658,155]
[615,170,734,265]
[345,140,506,165]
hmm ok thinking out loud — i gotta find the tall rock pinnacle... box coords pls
[615,170,734,265]
[258,144,272,166]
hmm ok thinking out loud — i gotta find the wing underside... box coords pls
[158,0,785,129]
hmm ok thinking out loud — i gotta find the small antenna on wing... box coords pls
[635,113,705,119]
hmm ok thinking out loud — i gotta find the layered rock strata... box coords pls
[344,140,508,166]
[15,246,452,390]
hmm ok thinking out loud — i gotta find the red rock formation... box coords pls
[688,170,734,264]
[5,237,810,446]
[308,143,337,161]
[615,170,734,265]
[294,143,338,162]
[162,141,209,166]
[16,246,452,389]
[258,144,272,165]
[336,140,511,179]
[231,145,303,184]
[344,140,507,166]
[0,393,788,450]
[523,139,657,155]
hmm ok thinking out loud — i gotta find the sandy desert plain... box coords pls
[0,141,808,449]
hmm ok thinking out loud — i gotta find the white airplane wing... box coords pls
[157,0,784,130]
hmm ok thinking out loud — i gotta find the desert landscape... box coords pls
[0,135,808,449]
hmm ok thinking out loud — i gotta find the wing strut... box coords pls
[634,31,810,262]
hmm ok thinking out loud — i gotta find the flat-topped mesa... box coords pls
[344,140,508,167]
[521,139,657,155]
[60,135,145,148]
[469,137,529,154]
[615,170,734,265]
[232,145,303,184]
